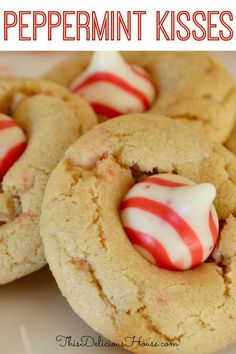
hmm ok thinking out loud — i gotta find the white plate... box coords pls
[0,52,235,354]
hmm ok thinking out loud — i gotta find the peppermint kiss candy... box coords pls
[70,52,156,118]
[120,174,219,271]
[0,114,27,180]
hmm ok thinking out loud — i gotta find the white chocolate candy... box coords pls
[70,51,156,118]
[120,174,219,271]
[0,113,27,180]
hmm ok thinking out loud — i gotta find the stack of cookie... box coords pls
[1,52,236,354]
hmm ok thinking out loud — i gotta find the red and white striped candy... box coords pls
[70,52,156,119]
[120,174,219,271]
[0,113,27,180]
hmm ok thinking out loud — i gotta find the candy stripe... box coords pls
[122,207,192,266]
[0,141,27,178]
[90,102,123,118]
[141,177,188,188]
[130,65,152,82]
[71,72,151,110]
[209,212,218,244]
[0,120,18,130]
[124,226,179,271]
[120,196,204,267]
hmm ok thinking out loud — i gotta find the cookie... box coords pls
[43,51,236,142]
[41,114,236,354]
[0,78,97,284]
[225,121,236,155]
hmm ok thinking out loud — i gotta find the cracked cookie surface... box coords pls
[44,51,236,143]
[41,114,236,354]
[225,124,236,157]
[0,78,97,284]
